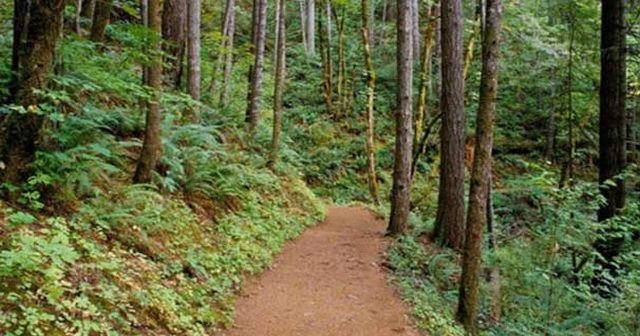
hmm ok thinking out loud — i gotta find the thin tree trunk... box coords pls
[270,0,286,167]
[594,0,627,291]
[299,0,307,52]
[335,7,346,120]
[486,173,502,325]
[411,0,420,58]
[133,0,163,184]
[219,0,235,107]
[319,1,334,117]
[415,2,439,150]
[141,0,149,85]
[387,0,414,236]
[545,71,557,162]
[362,0,380,204]
[162,0,187,89]
[433,0,466,250]
[75,0,82,34]
[90,0,113,42]
[186,0,201,122]
[306,0,316,57]
[462,0,482,80]
[1,0,65,190]
[562,12,576,187]
[245,0,267,133]
[457,0,502,332]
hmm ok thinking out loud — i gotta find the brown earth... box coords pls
[219,207,421,336]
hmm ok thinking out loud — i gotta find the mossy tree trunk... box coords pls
[133,0,163,184]
[270,0,286,168]
[387,0,414,236]
[361,0,380,204]
[456,0,502,332]
[245,0,267,134]
[1,0,65,192]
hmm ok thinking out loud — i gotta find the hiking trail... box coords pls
[220,207,421,336]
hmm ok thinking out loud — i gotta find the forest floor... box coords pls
[219,207,421,336]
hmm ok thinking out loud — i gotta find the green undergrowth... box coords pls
[387,157,640,336]
[0,30,325,335]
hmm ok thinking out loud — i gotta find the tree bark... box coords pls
[133,0,163,184]
[90,0,113,42]
[219,0,235,107]
[299,0,307,52]
[456,0,502,332]
[306,0,316,57]
[319,0,334,117]
[411,0,420,59]
[462,0,482,80]
[334,7,346,120]
[245,0,267,133]
[1,0,65,190]
[270,0,286,167]
[186,0,201,122]
[362,0,380,204]
[387,0,414,236]
[433,0,466,250]
[162,0,187,89]
[415,2,439,150]
[594,0,627,291]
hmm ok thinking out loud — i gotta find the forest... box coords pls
[0,0,638,335]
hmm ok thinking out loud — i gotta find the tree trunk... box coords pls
[162,0,186,89]
[1,0,65,190]
[80,0,95,19]
[362,0,380,204]
[415,2,439,150]
[411,0,420,59]
[306,0,316,57]
[90,0,113,42]
[594,0,627,291]
[387,0,414,236]
[133,0,163,184]
[299,0,307,51]
[186,0,201,122]
[335,7,346,120]
[75,0,82,34]
[456,0,502,333]
[545,72,556,162]
[270,0,286,168]
[245,0,267,133]
[433,0,466,250]
[319,0,334,117]
[219,0,235,107]
[462,0,482,80]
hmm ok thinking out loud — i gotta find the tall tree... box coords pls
[306,0,316,57]
[1,0,65,190]
[594,0,627,289]
[90,0,114,42]
[361,0,380,204]
[186,0,201,122]
[245,0,267,133]
[219,0,236,107]
[270,0,286,167]
[457,0,502,332]
[433,0,466,250]
[387,0,414,235]
[133,0,163,183]
[415,2,439,150]
[319,0,334,117]
[411,0,420,58]
[162,0,187,89]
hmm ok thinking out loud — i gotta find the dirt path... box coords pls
[220,207,421,336]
